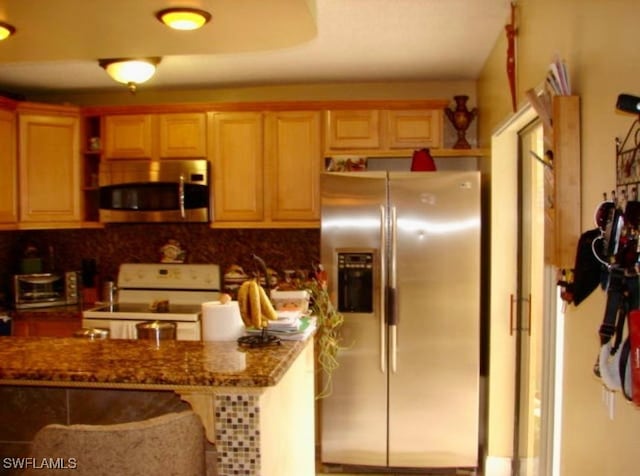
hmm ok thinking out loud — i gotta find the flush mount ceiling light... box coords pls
[0,21,16,41]
[99,57,161,93]
[156,7,211,30]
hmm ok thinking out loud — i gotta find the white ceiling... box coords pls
[0,0,511,95]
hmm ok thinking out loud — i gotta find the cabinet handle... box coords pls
[509,294,532,336]
[389,206,398,373]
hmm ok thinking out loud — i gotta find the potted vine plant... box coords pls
[304,276,344,399]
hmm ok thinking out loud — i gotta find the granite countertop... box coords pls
[0,336,311,389]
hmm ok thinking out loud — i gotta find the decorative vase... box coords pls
[445,95,478,149]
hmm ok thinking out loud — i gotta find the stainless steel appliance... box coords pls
[13,271,80,309]
[82,263,221,341]
[320,171,481,471]
[98,159,210,223]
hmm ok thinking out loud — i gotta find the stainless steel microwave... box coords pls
[98,159,210,223]
[13,272,80,309]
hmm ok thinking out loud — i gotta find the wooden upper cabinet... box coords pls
[209,112,264,222]
[325,110,380,149]
[159,113,206,158]
[104,113,206,160]
[0,109,17,225]
[104,114,152,159]
[18,112,81,224]
[385,109,442,149]
[324,108,444,153]
[265,111,321,222]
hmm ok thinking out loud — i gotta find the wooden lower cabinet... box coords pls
[12,316,82,337]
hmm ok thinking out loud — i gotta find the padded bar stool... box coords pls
[26,411,206,476]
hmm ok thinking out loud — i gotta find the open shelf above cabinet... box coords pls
[324,148,489,158]
[81,115,103,225]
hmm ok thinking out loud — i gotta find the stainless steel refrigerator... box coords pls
[320,171,481,471]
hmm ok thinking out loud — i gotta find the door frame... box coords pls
[487,102,563,476]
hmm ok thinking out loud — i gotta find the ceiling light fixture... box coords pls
[0,21,16,41]
[156,7,211,30]
[99,57,161,93]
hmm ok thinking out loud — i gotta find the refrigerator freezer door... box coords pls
[320,172,388,466]
[387,171,481,468]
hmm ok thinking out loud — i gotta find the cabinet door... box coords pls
[12,317,82,337]
[266,111,321,221]
[30,318,82,337]
[325,110,380,149]
[11,320,28,336]
[210,112,264,222]
[385,109,443,149]
[159,113,206,158]
[104,115,152,159]
[0,109,17,224]
[18,114,81,224]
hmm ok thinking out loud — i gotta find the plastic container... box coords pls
[270,290,310,313]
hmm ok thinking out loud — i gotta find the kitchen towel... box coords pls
[109,321,139,339]
[201,301,244,341]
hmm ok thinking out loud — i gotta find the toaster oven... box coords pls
[13,271,80,309]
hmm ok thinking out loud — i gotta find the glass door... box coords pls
[514,120,546,475]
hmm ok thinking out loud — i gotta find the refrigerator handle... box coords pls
[390,325,397,373]
[389,205,398,373]
[379,205,387,374]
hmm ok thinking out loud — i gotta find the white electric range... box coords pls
[82,263,221,340]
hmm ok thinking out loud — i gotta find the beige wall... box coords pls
[27,80,476,107]
[478,1,640,475]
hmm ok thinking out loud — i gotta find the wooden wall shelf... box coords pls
[547,95,581,269]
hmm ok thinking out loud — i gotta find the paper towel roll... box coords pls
[201,300,245,341]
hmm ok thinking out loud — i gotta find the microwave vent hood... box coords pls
[98,159,211,223]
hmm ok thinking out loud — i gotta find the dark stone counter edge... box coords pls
[0,336,312,390]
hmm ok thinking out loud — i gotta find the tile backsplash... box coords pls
[0,225,320,306]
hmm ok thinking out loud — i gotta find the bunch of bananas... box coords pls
[237,279,278,329]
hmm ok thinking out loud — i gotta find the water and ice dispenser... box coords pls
[337,252,374,313]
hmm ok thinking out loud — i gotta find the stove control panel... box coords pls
[117,263,221,290]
